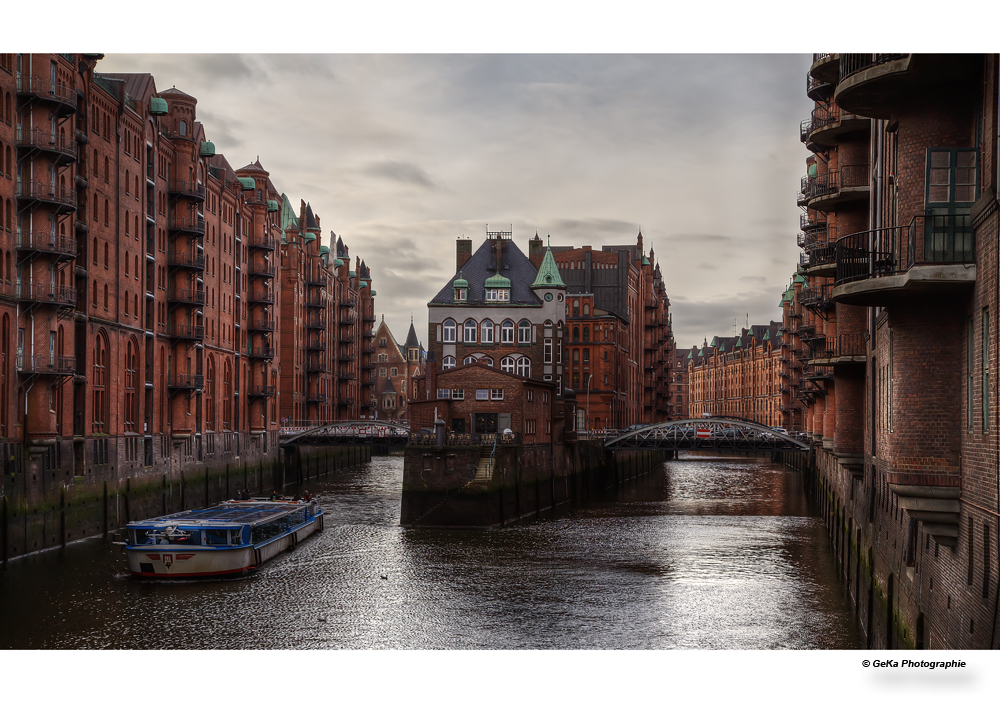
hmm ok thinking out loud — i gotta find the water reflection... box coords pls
[0,453,862,649]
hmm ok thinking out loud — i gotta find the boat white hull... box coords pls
[126,514,323,578]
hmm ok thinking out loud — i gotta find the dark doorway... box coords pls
[474,413,498,433]
[452,418,466,433]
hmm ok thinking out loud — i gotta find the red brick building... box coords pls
[0,54,376,533]
[687,322,783,426]
[372,316,425,422]
[793,53,1000,648]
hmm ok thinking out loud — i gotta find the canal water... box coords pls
[0,453,863,649]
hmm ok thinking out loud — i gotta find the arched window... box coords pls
[518,320,531,343]
[104,199,109,225]
[583,327,590,342]
[134,254,139,279]
[583,303,590,316]
[92,332,107,433]
[92,280,97,307]
[205,356,215,431]
[104,242,108,268]
[442,319,456,343]
[124,254,129,277]
[442,355,456,370]
[179,120,187,136]
[124,338,137,432]
[481,319,494,344]
[500,357,515,373]
[104,156,109,182]
[93,193,98,221]
[516,358,530,377]
[501,320,515,344]
[125,170,130,195]
[573,299,580,317]
[464,356,477,366]
[464,319,477,343]
[223,360,232,430]
[573,327,580,342]
[103,284,108,310]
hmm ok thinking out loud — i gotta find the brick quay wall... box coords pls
[401,440,668,528]
[1,441,369,562]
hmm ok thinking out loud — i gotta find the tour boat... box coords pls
[121,498,323,578]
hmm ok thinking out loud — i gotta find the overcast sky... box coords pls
[97,53,813,351]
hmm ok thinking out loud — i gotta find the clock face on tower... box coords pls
[544,293,553,301]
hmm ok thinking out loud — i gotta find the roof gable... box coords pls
[429,238,541,306]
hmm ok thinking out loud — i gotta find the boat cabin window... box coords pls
[169,529,201,545]
[131,529,150,545]
[206,529,229,546]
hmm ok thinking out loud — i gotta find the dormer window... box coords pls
[486,287,509,302]
[455,287,467,301]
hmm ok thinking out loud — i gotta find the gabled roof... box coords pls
[382,377,396,394]
[158,86,196,101]
[531,246,565,288]
[305,203,319,230]
[429,238,542,306]
[405,320,420,347]
[238,159,268,174]
[280,193,299,231]
[98,72,156,101]
[335,235,347,258]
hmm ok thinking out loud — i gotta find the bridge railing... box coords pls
[408,432,523,446]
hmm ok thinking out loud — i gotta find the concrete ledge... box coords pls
[832,264,976,306]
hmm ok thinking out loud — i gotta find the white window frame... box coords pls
[517,358,530,377]
[452,388,465,400]
[443,319,456,343]
[437,388,451,399]
[518,320,531,343]
[491,388,504,401]
[501,320,515,344]
[464,319,477,343]
[500,357,515,373]
[481,319,494,343]
[442,355,456,369]
[476,389,489,401]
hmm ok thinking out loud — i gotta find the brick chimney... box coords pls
[528,233,544,268]
[456,239,472,273]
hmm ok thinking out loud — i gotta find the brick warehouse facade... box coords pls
[0,54,376,558]
[421,229,676,434]
[790,54,1000,648]
[687,322,783,426]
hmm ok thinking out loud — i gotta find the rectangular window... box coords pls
[436,388,451,400]
[491,388,504,401]
[969,317,975,432]
[984,308,990,433]
[451,389,464,400]
[544,339,552,364]
[464,323,476,343]
[476,389,489,401]
[968,517,976,586]
[984,524,991,599]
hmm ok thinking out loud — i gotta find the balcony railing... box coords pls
[167,250,206,270]
[167,216,206,235]
[248,289,275,304]
[306,315,327,329]
[248,235,276,250]
[248,385,276,398]
[247,346,276,360]
[247,262,276,278]
[811,333,866,359]
[804,243,836,269]
[16,230,77,258]
[839,53,908,82]
[305,359,326,373]
[249,319,276,332]
[17,127,78,161]
[306,292,326,308]
[807,164,869,202]
[168,323,205,340]
[167,374,204,390]
[306,393,328,403]
[305,274,325,287]
[167,181,207,200]
[17,180,77,209]
[799,283,832,309]
[307,339,327,351]
[17,75,77,112]
[167,288,206,305]
[19,282,76,306]
[835,214,974,286]
[17,354,76,375]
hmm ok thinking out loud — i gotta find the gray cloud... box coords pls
[362,161,437,189]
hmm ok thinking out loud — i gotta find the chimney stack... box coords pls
[456,239,472,273]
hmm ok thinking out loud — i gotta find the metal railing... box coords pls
[168,323,205,340]
[248,289,275,304]
[16,230,77,257]
[835,214,974,285]
[248,235,276,250]
[17,127,78,159]
[167,288,205,305]
[167,216,205,235]
[17,75,77,108]
[247,262,276,277]
[17,180,77,208]
[808,164,869,201]
[249,385,276,397]
[409,432,523,446]
[839,53,908,82]
[799,283,832,309]
[167,181,206,199]
[19,282,76,305]
[167,374,204,389]
[249,319,276,332]
[167,250,206,269]
[811,333,866,359]
[17,354,76,375]
[247,346,276,359]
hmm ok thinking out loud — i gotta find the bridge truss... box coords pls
[279,421,410,446]
[604,418,810,452]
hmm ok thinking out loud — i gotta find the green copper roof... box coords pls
[267,199,279,212]
[794,274,806,284]
[238,177,255,190]
[687,350,693,359]
[709,336,719,347]
[334,258,344,268]
[453,275,469,289]
[200,141,216,157]
[735,337,743,349]
[697,348,704,357]
[371,290,376,296]
[349,271,356,278]
[303,231,316,242]
[485,273,511,289]
[359,281,368,289]
[642,255,651,266]
[149,97,168,115]
[763,330,770,341]
[280,193,299,231]
[531,246,565,288]
[319,245,330,255]
[808,163,818,177]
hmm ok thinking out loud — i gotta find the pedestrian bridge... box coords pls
[602,418,810,452]
[279,421,410,446]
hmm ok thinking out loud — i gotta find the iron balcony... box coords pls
[19,283,76,306]
[247,346,276,360]
[247,262,276,278]
[168,323,205,341]
[17,126,78,163]
[167,374,204,390]
[17,180,77,212]
[167,216,206,236]
[167,288,206,306]
[167,181,207,200]
[17,354,76,375]
[249,319,276,332]
[16,75,77,115]
[248,385,276,398]
[167,250,206,270]
[16,230,77,260]
[248,235,276,251]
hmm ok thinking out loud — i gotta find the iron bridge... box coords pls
[279,421,410,446]
[603,418,810,452]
